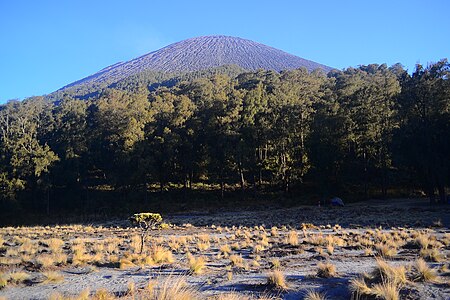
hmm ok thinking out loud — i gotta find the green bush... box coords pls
[129,213,163,254]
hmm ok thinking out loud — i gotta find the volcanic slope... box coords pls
[64,35,333,88]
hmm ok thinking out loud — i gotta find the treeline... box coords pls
[0,60,449,217]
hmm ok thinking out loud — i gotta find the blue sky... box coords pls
[1,0,449,103]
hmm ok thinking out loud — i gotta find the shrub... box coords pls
[129,213,163,254]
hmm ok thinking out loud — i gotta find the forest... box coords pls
[0,60,449,223]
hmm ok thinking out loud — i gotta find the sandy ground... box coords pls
[0,198,449,299]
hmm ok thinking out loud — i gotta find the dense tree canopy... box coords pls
[1,60,449,220]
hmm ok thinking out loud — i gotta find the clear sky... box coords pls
[1,0,449,103]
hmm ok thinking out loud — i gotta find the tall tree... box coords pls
[0,99,59,212]
[395,60,450,203]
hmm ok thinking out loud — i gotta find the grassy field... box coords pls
[0,198,449,300]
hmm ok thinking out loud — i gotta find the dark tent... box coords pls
[331,197,345,207]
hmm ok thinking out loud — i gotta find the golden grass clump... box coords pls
[49,288,90,300]
[267,270,288,290]
[119,258,136,269]
[304,290,328,300]
[151,246,174,264]
[197,234,210,243]
[0,273,9,289]
[270,258,281,270]
[42,271,64,284]
[230,242,240,251]
[127,281,135,296]
[8,271,30,284]
[187,253,206,275]
[270,227,278,237]
[364,248,374,256]
[77,288,91,300]
[130,235,142,253]
[375,244,397,258]
[229,254,244,267]
[0,257,21,265]
[36,254,57,269]
[317,262,336,278]
[371,258,407,286]
[349,277,372,296]
[92,288,116,300]
[410,258,439,282]
[326,244,334,255]
[420,248,445,262]
[168,237,182,253]
[18,240,37,255]
[219,244,232,257]
[259,235,270,247]
[147,276,199,300]
[45,238,65,253]
[197,241,210,251]
[370,280,400,300]
[211,292,254,300]
[350,264,403,300]
[71,251,90,266]
[286,230,299,246]
[104,238,120,254]
[252,244,265,254]
[93,242,105,254]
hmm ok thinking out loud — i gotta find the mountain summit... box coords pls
[66,35,333,88]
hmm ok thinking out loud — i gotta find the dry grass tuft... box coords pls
[210,292,253,300]
[77,288,91,300]
[187,254,206,275]
[45,238,65,253]
[371,258,407,285]
[197,241,211,251]
[151,246,175,264]
[267,270,287,290]
[130,235,142,253]
[42,271,64,284]
[370,280,400,300]
[127,281,135,296]
[36,254,56,269]
[219,244,232,257]
[8,271,30,284]
[375,244,397,258]
[0,273,9,289]
[149,276,199,300]
[410,258,439,282]
[350,258,407,300]
[420,248,445,262]
[229,254,244,267]
[326,244,334,255]
[304,290,328,300]
[349,277,372,296]
[317,262,336,278]
[286,230,299,246]
[92,288,116,300]
[270,258,281,270]
[119,258,135,269]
